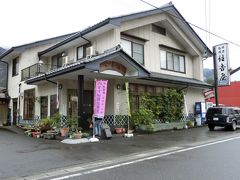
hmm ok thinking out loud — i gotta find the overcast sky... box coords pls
[1,0,240,80]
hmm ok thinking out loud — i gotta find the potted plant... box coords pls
[114,115,125,134]
[39,118,52,132]
[50,113,69,137]
[73,128,82,139]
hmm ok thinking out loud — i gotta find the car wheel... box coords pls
[208,124,215,131]
[231,121,237,131]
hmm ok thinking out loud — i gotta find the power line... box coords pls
[139,0,240,48]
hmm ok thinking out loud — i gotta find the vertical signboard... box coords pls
[93,79,108,118]
[213,43,230,86]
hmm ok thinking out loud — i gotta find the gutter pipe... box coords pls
[44,74,57,85]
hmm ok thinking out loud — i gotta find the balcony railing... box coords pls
[21,63,59,81]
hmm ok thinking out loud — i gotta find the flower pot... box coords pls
[115,128,123,134]
[74,133,82,139]
[32,131,41,138]
[60,127,69,137]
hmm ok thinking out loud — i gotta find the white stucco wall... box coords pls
[120,23,196,79]
[92,29,119,54]
[114,80,129,115]
[185,87,205,114]
[7,42,67,120]
[117,13,204,80]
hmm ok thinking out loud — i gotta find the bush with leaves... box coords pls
[158,89,184,122]
[131,94,155,131]
[51,112,61,128]
[130,89,184,128]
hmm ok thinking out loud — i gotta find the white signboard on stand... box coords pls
[213,43,230,86]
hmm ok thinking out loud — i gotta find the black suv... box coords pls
[205,107,240,131]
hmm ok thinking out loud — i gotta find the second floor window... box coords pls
[52,52,68,69]
[12,57,19,76]
[77,43,91,60]
[121,39,144,65]
[160,50,185,73]
[77,46,84,59]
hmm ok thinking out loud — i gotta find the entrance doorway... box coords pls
[12,98,18,125]
[67,89,93,129]
[0,100,8,125]
[82,90,93,129]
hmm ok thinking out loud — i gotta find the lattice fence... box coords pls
[103,115,129,127]
[17,113,195,127]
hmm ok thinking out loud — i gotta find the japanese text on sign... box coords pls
[93,80,108,118]
[214,43,230,86]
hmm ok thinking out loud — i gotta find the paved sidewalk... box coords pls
[0,125,25,134]
[1,125,240,179]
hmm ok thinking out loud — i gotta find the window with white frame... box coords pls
[12,57,19,76]
[77,46,84,59]
[121,39,144,65]
[52,52,68,68]
[77,43,91,60]
[160,50,185,73]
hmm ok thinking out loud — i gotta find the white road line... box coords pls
[51,136,240,180]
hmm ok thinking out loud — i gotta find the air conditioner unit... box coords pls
[86,46,94,58]
[67,59,74,64]
[62,63,67,68]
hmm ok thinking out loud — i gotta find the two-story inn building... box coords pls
[0,3,212,128]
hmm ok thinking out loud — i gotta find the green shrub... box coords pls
[130,89,184,128]
[51,112,61,128]
[131,94,155,130]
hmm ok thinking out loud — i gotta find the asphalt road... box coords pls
[1,126,240,179]
[63,136,240,180]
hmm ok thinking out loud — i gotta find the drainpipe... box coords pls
[44,74,57,85]
[81,36,91,44]
[18,83,21,125]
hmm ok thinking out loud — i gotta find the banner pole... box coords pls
[90,79,99,142]
[124,82,133,137]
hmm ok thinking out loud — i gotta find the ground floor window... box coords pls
[24,89,35,120]
[50,94,58,117]
[67,89,78,118]
[40,96,48,119]
[129,83,167,111]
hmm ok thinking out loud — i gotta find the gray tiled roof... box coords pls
[142,72,212,89]
[0,33,75,60]
[26,46,210,89]
[26,46,149,84]
[0,47,5,55]
[38,2,212,58]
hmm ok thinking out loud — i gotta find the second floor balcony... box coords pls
[21,63,59,81]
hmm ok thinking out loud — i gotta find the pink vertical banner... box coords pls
[93,79,108,118]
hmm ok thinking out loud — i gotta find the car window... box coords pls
[229,109,235,114]
[234,109,240,114]
[207,108,227,115]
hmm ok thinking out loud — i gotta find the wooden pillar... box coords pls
[78,75,84,128]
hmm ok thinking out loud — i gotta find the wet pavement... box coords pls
[1,125,240,179]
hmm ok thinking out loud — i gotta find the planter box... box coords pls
[32,131,41,138]
[43,132,56,140]
[139,122,186,132]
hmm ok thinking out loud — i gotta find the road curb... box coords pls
[0,126,17,134]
